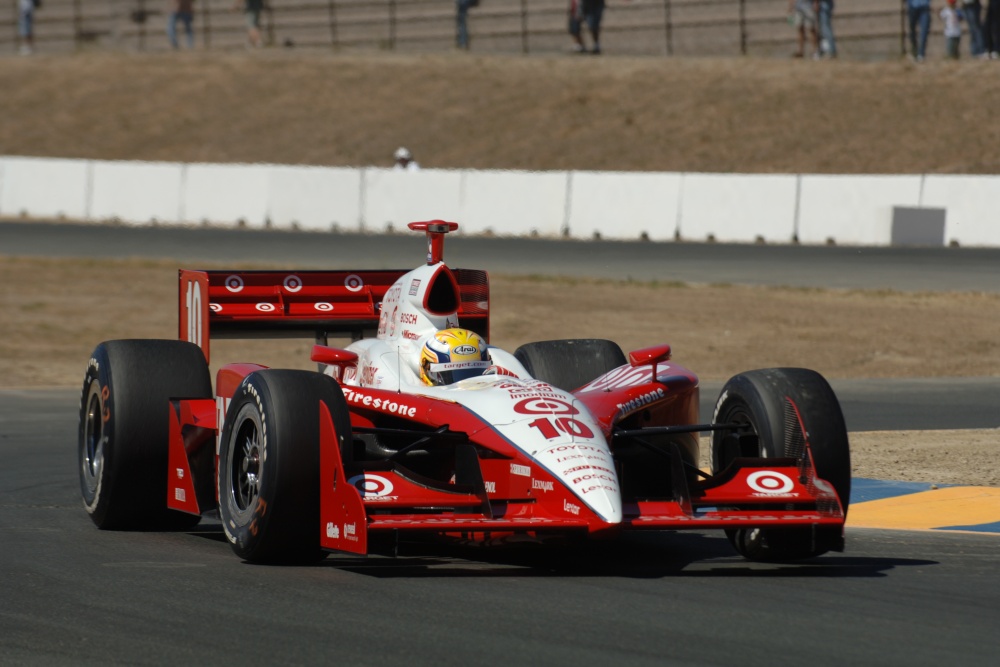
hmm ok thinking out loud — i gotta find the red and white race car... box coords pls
[79,221,850,564]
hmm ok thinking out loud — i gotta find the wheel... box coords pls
[711,368,851,561]
[79,339,212,530]
[218,369,353,564]
[513,339,626,392]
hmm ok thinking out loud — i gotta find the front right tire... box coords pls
[218,369,353,564]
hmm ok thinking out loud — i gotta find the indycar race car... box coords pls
[79,221,850,564]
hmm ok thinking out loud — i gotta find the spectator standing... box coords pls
[393,147,420,172]
[788,0,820,58]
[986,0,1000,57]
[568,0,605,54]
[907,0,932,62]
[233,0,264,48]
[167,0,196,50]
[817,0,837,58]
[961,0,986,57]
[941,0,964,58]
[18,0,37,55]
[455,0,478,50]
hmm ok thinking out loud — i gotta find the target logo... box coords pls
[224,275,244,293]
[348,474,394,497]
[255,303,276,313]
[344,275,364,293]
[747,471,795,495]
[283,275,303,293]
[314,302,334,312]
[210,303,222,313]
[513,397,578,415]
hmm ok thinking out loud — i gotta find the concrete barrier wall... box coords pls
[679,173,798,244]
[2,156,997,248]
[0,156,91,221]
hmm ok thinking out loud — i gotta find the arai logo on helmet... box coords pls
[454,344,478,355]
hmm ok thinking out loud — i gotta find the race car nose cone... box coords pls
[534,444,622,524]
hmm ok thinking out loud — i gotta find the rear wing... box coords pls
[179,268,489,363]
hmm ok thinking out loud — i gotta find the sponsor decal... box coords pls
[314,302,334,312]
[408,279,421,296]
[510,463,531,477]
[563,500,581,515]
[88,358,100,373]
[344,274,365,292]
[283,275,303,293]
[349,474,395,498]
[343,523,358,541]
[224,275,244,293]
[454,344,478,355]
[360,365,379,386]
[747,471,796,495]
[400,313,418,325]
[616,387,666,414]
[513,397,578,415]
[402,330,421,340]
[255,303,276,313]
[341,387,418,418]
[174,488,186,502]
[532,479,554,492]
[209,303,222,313]
[572,473,617,485]
[484,481,496,494]
[326,522,340,539]
[175,468,185,479]
[563,464,616,475]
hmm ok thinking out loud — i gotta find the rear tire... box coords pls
[711,368,851,561]
[513,339,626,392]
[218,370,353,564]
[79,339,212,530]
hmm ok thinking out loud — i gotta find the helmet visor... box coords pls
[426,360,491,385]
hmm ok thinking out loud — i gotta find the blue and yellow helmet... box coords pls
[420,328,490,386]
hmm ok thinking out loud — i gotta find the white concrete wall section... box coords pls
[566,171,681,241]
[362,168,462,232]
[921,175,1000,247]
[798,175,923,246]
[0,157,91,221]
[89,160,184,225]
[268,165,362,232]
[461,170,568,237]
[678,173,798,243]
[182,163,272,227]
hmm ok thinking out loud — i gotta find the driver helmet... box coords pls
[420,328,490,386]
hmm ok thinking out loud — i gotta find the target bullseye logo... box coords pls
[344,275,364,293]
[747,470,795,494]
[513,397,578,415]
[283,275,303,293]
[314,302,334,312]
[348,474,394,497]
[209,303,222,313]
[224,275,244,293]
[255,303,276,313]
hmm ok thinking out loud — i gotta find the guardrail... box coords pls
[2,0,920,60]
[2,156,998,247]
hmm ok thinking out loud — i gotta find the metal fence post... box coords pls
[900,0,907,57]
[739,0,747,55]
[520,0,529,54]
[663,0,672,56]
[389,0,396,50]
[202,0,211,50]
[328,0,338,49]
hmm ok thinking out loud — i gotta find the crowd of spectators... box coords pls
[13,0,1000,61]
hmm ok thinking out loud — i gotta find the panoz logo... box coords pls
[510,463,531,477]
[349,474,395,498]
[747,471,796,495]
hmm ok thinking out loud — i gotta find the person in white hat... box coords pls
[393,147,420,172]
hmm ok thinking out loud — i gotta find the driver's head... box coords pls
[420,328,490,386]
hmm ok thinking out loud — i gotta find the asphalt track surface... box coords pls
[3,222,1000,665]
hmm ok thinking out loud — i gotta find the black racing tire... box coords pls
[513,339,627,392]
[218,369,353,565]
[711,368,851,562]
[79,339,212,530]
